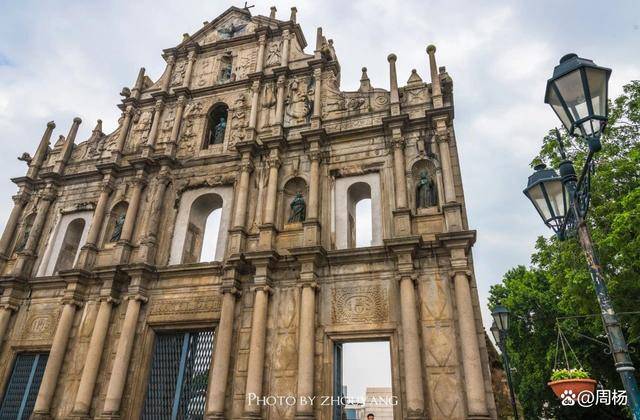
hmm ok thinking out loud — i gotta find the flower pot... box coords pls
[548,378,597,399]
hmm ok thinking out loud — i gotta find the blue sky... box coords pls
[0,0,638,394]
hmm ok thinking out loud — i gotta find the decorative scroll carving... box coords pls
[22,312,56,341]
[332,285,388,324]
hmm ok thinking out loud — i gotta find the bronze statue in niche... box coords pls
[110,213,126,242]
[416,171,437,208]
[288,192,306,223]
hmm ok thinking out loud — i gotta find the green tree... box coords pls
[489,80,640,419]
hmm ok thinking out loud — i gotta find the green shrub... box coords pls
[550,368,590,381]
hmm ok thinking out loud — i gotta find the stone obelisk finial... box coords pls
[53,118,82,175]
[290,7,297,23]
[388,53,400,115]
[269,6,277,19]
[27,121,56,179]
[427,44,443,108]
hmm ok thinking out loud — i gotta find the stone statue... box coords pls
[416,171,437,208]
[288,192,306,223]
[213,116,227,144]
[266,42,281,66]
[110,213,126,242]
[219,60,233,83]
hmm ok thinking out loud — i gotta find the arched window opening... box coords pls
[205,104,229,148]
[200,208,221,262]
[53,218,85,273]
[182,193,223,263]
[347,182,372,248]
[107,202,128,243]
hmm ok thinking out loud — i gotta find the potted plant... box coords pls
[548,368,597,399]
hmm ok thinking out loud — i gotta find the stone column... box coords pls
[161,55,176,93]
[72,297,117,415]
[263,156,280,226]
[113,106,133,160]
[312,68,322,119]
[436,125,456,204]
[307,153,321,220]
[0,304,17,344]
[280,30,291,67]
[453,270,488,417]
[426,45,443,108]
[256,34,266,72]
[392,138,408,209]
[120,178,144,243]
[232,157,253,229]
[243,286,271,417]
[0,192,29,258]
[76,178,112,269]
[295,283,316,418]
[206,289,238,418]
[399,275,426,418]
[274,76,286,126]
[248,80,260,129]
[166,95,187,157]
[102,294,147,416]
[32,300,80,418]
[138,169,171,264]
[183,50,197,88]
[143,99,164,155]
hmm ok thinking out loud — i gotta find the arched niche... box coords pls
[282,177,308,227]
[13,212,36,254]
[203,103,229,149]
[169,186,234,264]
[37,210,93,277]
[104,201,129,245]
[410,159,442,212]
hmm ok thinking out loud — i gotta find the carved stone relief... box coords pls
[332,285,389,324]
[265,41,281,67]
[193,56,215,88]
[284,77,314,127]
[170,60,187,87]
[229,94,247,147]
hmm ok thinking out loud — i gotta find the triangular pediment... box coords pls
[180,7,261,48]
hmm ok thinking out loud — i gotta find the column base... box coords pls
[294,413,315,419]
[66,412,91,420]
[467,415,492,420]
[204,413,225,420]
[30,412,52,420]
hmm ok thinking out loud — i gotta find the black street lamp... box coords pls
[491,306,519,420]
[524,54,640,419]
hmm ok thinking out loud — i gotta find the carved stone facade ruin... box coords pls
[0,5,496,419]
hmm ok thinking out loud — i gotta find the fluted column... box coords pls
[426,45,443,108]
[453,270,488,416]
[138,169,171,264]
[436,129,456,203]
[307,153,321,220]
[274,76,286,126]
[256,34,266,72]
[143,99,164,155]
[280,30,290,67]
[166,95,187,157]
[161,55,176,93]
[0,192,29,258]
[248,80,260,129]
[399,275,426,418]
[243,286,271,417]
[32,300,80,418]
[72,297,117,415]
[263,156,280,225]
[102,294,147,416]
[183,50,197,88]
[120,179,144,243]
[113,107,133,160]
[295,283,317,418]
[233,156,253,229]
[393,139,408,209]
[206,289,239,418]
[0,304,17,344]
[27,121,56,179]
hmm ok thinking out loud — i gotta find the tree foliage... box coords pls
[489,81,640,419]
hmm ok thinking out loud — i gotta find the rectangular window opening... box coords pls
[0,352,49,420]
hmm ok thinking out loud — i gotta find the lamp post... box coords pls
[524,53,640,419]
[491,306,519,420]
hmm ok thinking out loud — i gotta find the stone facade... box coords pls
[0,5,496,419]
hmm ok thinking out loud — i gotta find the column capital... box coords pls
[308,150,322,163]
[296,281,318,291]
[187,50,197,62]
[277,75,286,86]
[127,293,149,304]
[252,285,273,294]
[392,137,406,149]
[12,192,30,206]
[176,95,188,106]
[239,160,254,173]
[0,302,19,312]
[101,296,121,306]
[166,54,176,65]
[153,99,165,111]
[449,269,472,280]
[267,156,281,169]
[61,297,84,309]
[221,285,242,297]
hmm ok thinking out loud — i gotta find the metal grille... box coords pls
[142,330,214,420]
[0,352,49,420]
